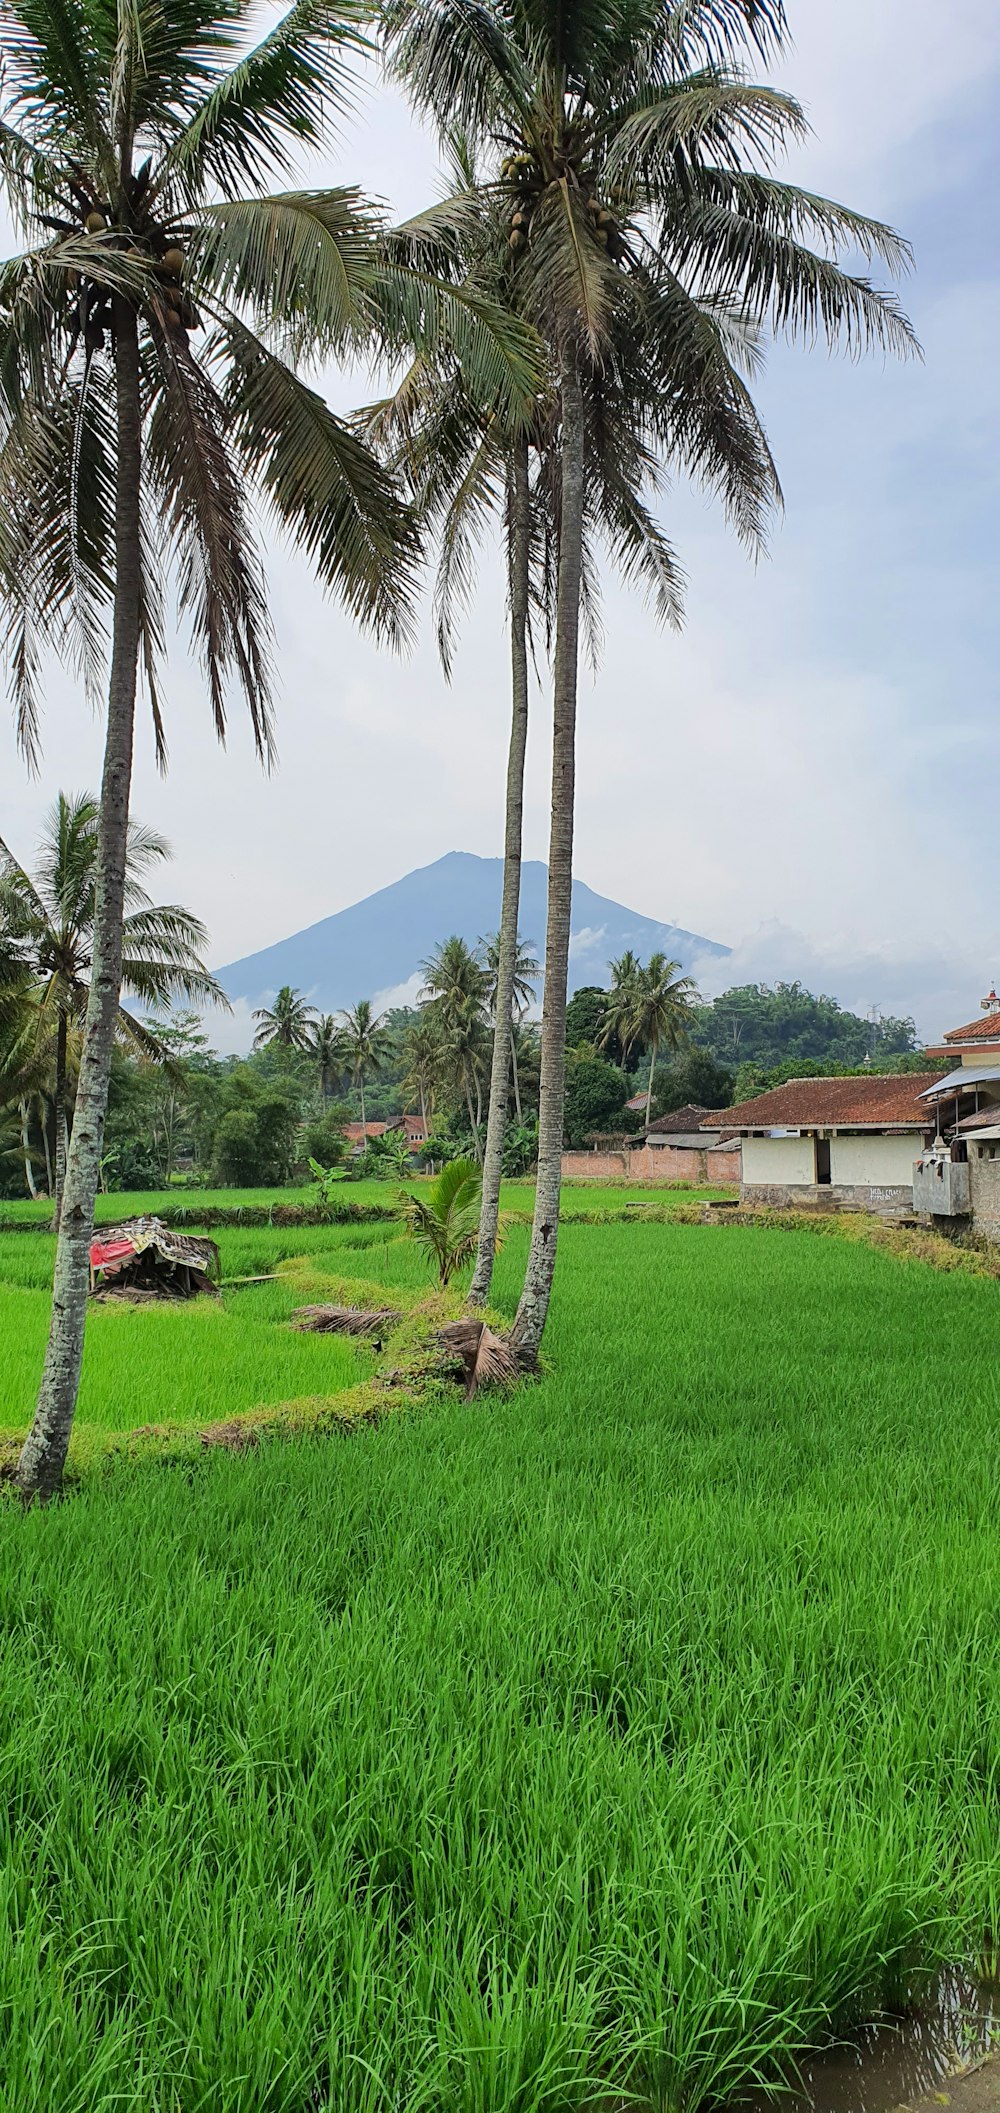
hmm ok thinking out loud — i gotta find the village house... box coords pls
[342,1113,428,1155]
[912,999,1000,1238]
[708,1073,946,1214]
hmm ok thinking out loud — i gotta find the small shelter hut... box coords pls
[89,1218,220,1300]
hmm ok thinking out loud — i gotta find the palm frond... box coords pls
[160,0,371,203]
[211,316,421,649]
[145,320,276,758]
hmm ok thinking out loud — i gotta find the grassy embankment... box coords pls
[0,1178,735,1227]
[1,1219,999,2108]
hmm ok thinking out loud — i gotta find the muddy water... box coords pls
[738,1968,1000,2113]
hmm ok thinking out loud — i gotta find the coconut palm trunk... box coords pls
[645,1040,658,1129]
[20,1102,38,1199]
[511,346,584,1361]
[52,1004,68,1229]
[18,300,143,1501]
[470,437,531,1305]
[465,1072,483,1165]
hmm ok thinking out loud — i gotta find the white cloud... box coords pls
[568,926,608,963]
[690,924,1000,1046]
[371,971,424,1015]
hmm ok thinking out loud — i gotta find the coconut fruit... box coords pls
[85,210,107,235]
[162,246,185,276]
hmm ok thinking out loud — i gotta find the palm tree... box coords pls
[604,952,698,1129]
[0,793,226,1224]
[420,936,490,1162]
[309,1013,348,1106]
[3,0,540,1500]
[340,999,389,1147]
[483,930,539,1122]
[388,0,917,1358]
[252,986,317,1054]
[599,951,645,1069]
[400,1013,444,1133]
[400,1155,482,1287]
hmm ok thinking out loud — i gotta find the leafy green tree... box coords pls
[340,999,390,1147]
[388,0,916,1360]
[649,1047,734,1119]
[695,983,919,1070]
[565,985,614,1057]
[211,1083,298,1187]
[400,1155,482,1287]
[300,1108,350,1169]
[4,0,539,1499]
[252,985,317,1053]
[563,1054,628,1148]
[0,794,225,1222]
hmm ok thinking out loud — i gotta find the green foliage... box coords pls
[696,982,919,1071]
[650,1048,735,1118]
[501,1117,538,1177]
[210,1079,299,1188]
[300,1110,350,1169]
[565,985,619,1059]
[563,1055,629,1147]
[399,1155,482,1285]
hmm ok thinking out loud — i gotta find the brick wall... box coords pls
[561,1144,741,1186]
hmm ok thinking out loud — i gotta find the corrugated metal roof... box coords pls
[918,1067,1000,1097]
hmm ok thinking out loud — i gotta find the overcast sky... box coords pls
[1,0,998,1048]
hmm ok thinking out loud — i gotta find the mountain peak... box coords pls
[216,852,728,1016]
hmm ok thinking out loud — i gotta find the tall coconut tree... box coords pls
[387,0,917,1357]
[0,793,227,1223]
[483,928,539,1122]
[252,985,317,1053]
[420,935,491,1161]
[400,1012,444,1133]
[603,951,698,1128]
[340,998,389,1145]
[2,0,540,1499]
[309,1011,348,1105]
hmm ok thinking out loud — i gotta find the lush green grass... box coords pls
[0,1225,380,1437]
[2,1222,999,2109]
[0,1178,733,1227]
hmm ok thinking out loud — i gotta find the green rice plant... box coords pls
[0,1222,999,2106]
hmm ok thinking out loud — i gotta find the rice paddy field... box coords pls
[1,1216,999,2109]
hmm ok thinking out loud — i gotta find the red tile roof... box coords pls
[342,1121,388,1143]
[943,1011,1000,1043]
[709,1074,947,1132]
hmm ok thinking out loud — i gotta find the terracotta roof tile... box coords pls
[944,1011,1000,1042]
[709,1074,947,1131]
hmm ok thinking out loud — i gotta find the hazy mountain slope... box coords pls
[216,851,729,1011]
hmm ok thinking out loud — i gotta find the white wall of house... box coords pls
[828,1133,922,1187]
[742,1134,816,1186]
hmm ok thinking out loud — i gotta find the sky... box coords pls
[1,0,998,1052]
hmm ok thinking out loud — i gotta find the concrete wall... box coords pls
[560,1144,741,1186]
[742,1182,912,1216]
[742,1133,816,1187]
[829,1132,922,1188]
[969,1147,1000,1244]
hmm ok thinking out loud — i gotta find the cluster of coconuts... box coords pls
[75,205,199,339]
